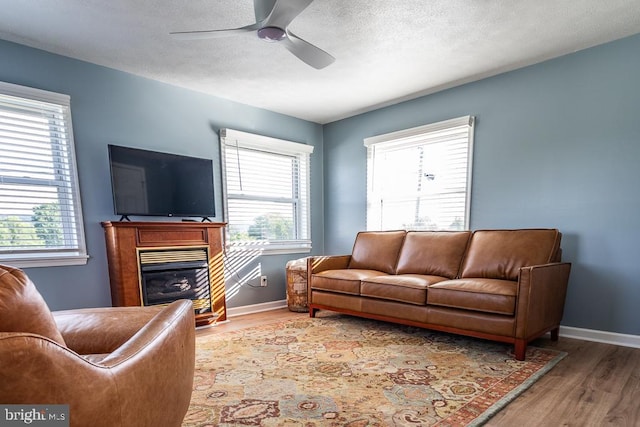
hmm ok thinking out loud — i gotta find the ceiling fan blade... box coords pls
[254,0,277,23]
[265,0,314,29]
[282,31,335,69]
[170,23,260,40]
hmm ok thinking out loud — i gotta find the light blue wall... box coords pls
[322,34,640,336]
[3,32,639,336]
[0,39,324,311]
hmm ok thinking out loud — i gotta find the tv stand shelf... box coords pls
[101,221,226,326]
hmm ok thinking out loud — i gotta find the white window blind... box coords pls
[364,116,475,231]
[0,81,87,267]
[220,128,313,254]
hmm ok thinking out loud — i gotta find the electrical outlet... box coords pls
[260,275,268,287]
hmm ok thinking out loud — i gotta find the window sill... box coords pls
[0,254,89,269]
[226,241,312,256]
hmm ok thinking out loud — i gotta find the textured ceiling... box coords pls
[1,0,639,124]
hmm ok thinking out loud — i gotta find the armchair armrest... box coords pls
[54,304,165,354]
[98,300,196,427]
[0,331,122,421]
[99,299,194,366]
[514,262,572,339]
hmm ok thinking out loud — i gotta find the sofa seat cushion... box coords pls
[311,269,388,295]
[427,278,517,315]
[361,274,448,305]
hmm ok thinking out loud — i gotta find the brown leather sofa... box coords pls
[0,265,195,427]
[307,229,571,360]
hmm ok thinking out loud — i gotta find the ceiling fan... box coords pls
[170,0,335,70]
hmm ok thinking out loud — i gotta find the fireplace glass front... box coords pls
[138,248,212,314]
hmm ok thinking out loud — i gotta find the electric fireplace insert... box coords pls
[138,247,212,314]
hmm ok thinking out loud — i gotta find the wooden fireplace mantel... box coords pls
[101,220,227,326]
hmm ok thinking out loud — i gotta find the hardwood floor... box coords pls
[488,335,640,426]
[197,308,640,427]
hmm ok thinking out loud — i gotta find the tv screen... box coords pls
[108,144,215,218]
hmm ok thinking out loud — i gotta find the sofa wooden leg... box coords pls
[550,327,559,341]
[514,340,527,361]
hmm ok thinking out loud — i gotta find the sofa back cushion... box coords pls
[0,265,66,346]
[460,229,562,281]
[395,231,471,278]
[348,231,406,274]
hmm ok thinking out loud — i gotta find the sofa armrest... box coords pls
[307,255,351,306]
[307,255,351,274]
[514,262,572,339]
[54,304,165,354]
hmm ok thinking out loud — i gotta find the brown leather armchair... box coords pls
[0,265,195,427]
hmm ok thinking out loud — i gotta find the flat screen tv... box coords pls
[108,144,215,219]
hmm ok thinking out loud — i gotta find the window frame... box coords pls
[219,128,313,255]
[0,81,88,268]
[364,115,475,232]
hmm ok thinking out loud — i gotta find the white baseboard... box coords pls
[559,325,640,349]
[227,299,288,318]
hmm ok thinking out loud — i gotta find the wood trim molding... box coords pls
[559,325,640,349]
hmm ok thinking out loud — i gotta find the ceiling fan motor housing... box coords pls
[257,26,286,42]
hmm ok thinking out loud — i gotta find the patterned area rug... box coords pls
[183,314,566,426]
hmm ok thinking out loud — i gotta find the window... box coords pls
[0,81,87,267]
[220,128,313,254]
[364,116,475,231]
